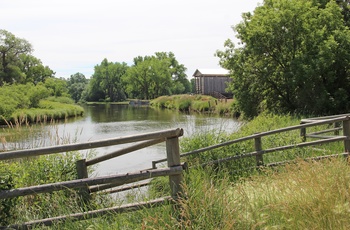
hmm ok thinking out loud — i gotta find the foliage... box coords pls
[44,77,69,97]
[217,0,350,118]
[67,72,88,103]
[122,52,190,100]
[0,29,54,86]
[86,59,128,102]
[0,162,17,225]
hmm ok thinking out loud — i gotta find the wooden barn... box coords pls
[193,69,232,98]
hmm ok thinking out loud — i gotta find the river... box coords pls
[1,104,243,176]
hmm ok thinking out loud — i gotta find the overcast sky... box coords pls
[1,1,261,79]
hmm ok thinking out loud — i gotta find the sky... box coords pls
[1,1,262,79]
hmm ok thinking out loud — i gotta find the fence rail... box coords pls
[153,116,350,169]
[0,128,184,228]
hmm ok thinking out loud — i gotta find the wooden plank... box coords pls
[86,138,165,166]
[91,180,151,194]
[5,196,173,229]
[200,136,346,167]
[0,128,183,161]
[0,166,184,199]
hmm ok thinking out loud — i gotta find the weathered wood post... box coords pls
[76,159,91,207]
[166,135,183,200]
[254,136,264,167]
[343,117,350,159]
[166,129,184,221]
[334,122,341,136]
[300,122,306,142]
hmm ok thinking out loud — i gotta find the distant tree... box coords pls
[123,52,190,99]
[155,52,191,94]
[123,56,172,99]
[67,72,88,103]
[87,59,128,102]
[217,0,350,118]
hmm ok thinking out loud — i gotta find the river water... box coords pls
[2,104,242,176]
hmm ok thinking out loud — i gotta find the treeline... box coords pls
[83,52,192,102]
[0,29,193,105]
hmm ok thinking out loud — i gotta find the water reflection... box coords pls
[1,104,243,176]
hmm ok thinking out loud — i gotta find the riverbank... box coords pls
[150,94,237,116]
[2,98,84,125]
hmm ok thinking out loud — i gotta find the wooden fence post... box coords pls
[166,137,183,200]
[300,122,306,142]
[334,122,341,136]
[76,159,91,207]
[343,118,350,159]
[254,136,264,167]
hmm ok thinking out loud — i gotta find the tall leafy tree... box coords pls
[20,54,55,84]
[217,0,350,118]
[87,59,128,102]
[123,52,190,99]
[0,30,55,85]
[123,56,172,99]
[0,30,32,85]
[67,72,88,103]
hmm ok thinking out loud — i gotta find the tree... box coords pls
[67,72,88,103]
[87,59,128,102]
[123,56,172,99]
[0,30,32,85]
[217,0,350,118]
[0,30,55,86]
[20,54,55,84]
[123,52,190,99]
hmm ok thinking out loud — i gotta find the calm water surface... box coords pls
[4,104,243,176]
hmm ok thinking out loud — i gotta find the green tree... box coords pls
[217,0,350,118]
[124,56,172,99]
[0,30,32,85]
[20,54,55,85]
[123,52,189,99]
[67,72,88,103]
[155,52,191,94]
[87,59,128,102]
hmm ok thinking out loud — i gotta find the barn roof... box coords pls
[193,68,229,77]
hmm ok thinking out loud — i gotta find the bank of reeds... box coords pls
[150,94,234,115]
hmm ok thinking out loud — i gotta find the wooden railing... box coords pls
[0,128,185,229]
[153,115,350,169]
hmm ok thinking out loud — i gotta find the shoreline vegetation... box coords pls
[150,94,238,117]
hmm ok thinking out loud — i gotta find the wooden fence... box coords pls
[0,128,185,229]
[152,115,350,169]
